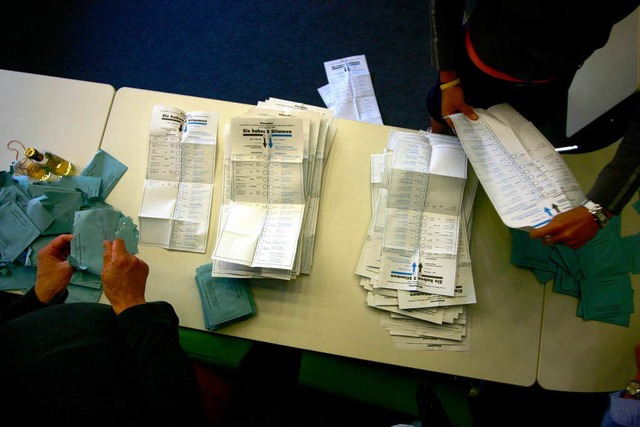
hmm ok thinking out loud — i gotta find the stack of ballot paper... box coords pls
[210,98,337,281]
[317,54,383,125]
[356,129,479,351]
[511,209,640,327]
[0,149,132,303]
[194,263,256,330]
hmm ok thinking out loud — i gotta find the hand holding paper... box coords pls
[68,208,139,276]
[101,238,148,315]
[34,233,74,303]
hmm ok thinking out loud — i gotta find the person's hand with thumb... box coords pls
[101,238,149,315]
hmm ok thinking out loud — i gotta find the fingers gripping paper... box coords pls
[448,104,585,230]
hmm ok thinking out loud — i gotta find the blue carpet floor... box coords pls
[4,0,435,132]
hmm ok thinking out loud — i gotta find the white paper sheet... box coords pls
[138,105,218,253]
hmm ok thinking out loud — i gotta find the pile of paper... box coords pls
[0,149,131,303]
[194,263,257,330]
[511,213,640,327]
[317,54,383,125]
[210,98,337,280]
[356,130,479,351]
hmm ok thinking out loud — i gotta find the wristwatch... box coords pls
[626,380,640,399]
[581,199,610,228]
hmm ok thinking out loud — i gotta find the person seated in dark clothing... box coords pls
[0,235,207,427]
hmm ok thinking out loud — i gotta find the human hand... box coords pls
[35,234,75,304]
[528,207,600,249]
[101,238,149,315]
[441,85,478,131]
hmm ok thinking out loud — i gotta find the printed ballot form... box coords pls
[448,103,584,230]
[355,130,476,351]
[320,54,383,124]
[375,133,467,297]
[138,105,218,253]
[212,117,305,271]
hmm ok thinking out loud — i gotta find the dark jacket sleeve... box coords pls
[587,98,640,215]
[430,0,466,71]
[0,287,67,322]
[117,301,206,427]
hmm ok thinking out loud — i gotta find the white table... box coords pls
[0,69,115,173]
[537,142,640,392]
[100,87,544,387]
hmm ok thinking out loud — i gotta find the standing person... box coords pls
[0,235,207,426]
[428,1,640,248]
[427,1,639,134]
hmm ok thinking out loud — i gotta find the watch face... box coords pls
[627,380,640,395]
[595,210,608,224]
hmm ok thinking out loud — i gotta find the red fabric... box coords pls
[192,362,234,426]
[464,25,558,84]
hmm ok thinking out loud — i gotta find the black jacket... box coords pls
[0,288,206,426]
[430,0,640,81]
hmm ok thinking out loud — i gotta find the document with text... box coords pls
[212,116,305,271]
[319,54,383,124]
[448,103,584,230]
[211,99,336,280]
[376,134,467,296]
[138,105,218,253]
[355,130,476,351]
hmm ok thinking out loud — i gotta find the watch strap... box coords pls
[581,199,610,228]
[625,379,640,399]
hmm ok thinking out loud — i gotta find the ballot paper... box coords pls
[212,116,305,271]
[138,105,218,253]
[0,172,83,262]
[80,149,128,200]
[0,153,135,304]
[68,208,139,276]
[375,133,467,296]
[355,130,476,351]
[448,104,585,230]
[212,98,337,280]
[510,215,640,327]
[319,54,383,124]
[194,263,257,330]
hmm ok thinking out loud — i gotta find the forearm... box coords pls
[0,287,67,322]
[587,102,640,215]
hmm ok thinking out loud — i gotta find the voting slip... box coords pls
[212,116,305,271]
[195,263,256,331]
[209,98,336,280]
[510,216,639,327]
[449,103,585,230]
[138,105,218,254]
[318,54,383,125]
[80,148,128,200]
[68,208,139,276]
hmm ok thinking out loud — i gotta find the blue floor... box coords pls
[3,0,435,132]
